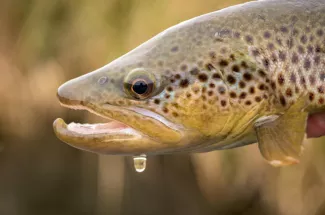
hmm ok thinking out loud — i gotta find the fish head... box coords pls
[54,15,260,155]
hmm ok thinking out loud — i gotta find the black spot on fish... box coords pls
[304,59,311,70]
[212,73,221,79]
[314,56,321,65]
[245,100,252,106]
[278,73,285,85]
[263,59,270,68]
[230,92,237,98]
[227,75,236,84]
[190,67,200,75]
[280,26,288,33]
[309,75,316,85]
[172,112,179,117]
[219,60,229,67]
[255,97,262,102]
[285,88,293,97]
[180,79,189,88]
[245,35,254,44]
[239,92,247,99]
[300,35,307,44]
[154,99,160,104]
[263,31,271,39]
[239,81,246,88]
[309,92,315,101]
[171,46,179,52]
[259,84,266,91]
[292,53,299,64]
[279,51,286,61]
[198,73,208,82]
[243,73,252,81]
[232,65,240,72]
[241,61,248,69]
[280,95,287,106]
[249,87,255,94]
[317,29,324,37]
[220,100,227,107]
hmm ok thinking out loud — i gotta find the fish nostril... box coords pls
[98,76,108,85]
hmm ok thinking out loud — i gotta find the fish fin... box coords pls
[254,95,308,167]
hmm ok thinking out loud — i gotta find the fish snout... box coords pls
[57,79,86,107]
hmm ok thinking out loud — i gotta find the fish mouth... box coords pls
[53,94,185,155]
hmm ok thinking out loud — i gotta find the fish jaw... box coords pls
[53,85,203,155]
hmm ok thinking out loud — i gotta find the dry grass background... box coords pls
[1,0,325,215]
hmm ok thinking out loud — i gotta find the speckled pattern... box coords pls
[56,0,325,155]
[114,0,325,133]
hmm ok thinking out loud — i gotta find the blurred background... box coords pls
[1,0,325,214]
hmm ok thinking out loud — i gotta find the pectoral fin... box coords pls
[255,96,308,166]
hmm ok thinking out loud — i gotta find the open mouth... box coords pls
[53,93,185,156]
[53,93,153,155]
[55,89,148,134]
[54,99,141,138]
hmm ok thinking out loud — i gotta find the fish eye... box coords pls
[124,69,155,100]
[132,79,150,95]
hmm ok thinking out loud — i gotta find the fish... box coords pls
[53,0,325,168]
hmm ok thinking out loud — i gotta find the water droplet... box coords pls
[133,154,147,173]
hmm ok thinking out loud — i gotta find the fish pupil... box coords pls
[132,80,148,94]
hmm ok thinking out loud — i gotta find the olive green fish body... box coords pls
[54,0,325,166]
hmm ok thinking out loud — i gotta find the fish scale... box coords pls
[54,0,325,171]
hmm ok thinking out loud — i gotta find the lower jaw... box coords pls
[53,118,161,155]
[54,101,204,155]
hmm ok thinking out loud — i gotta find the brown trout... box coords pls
[54,0,325,169]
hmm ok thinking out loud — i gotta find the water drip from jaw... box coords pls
[133,154,147,173]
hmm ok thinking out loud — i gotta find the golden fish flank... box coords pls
[54,0,325,168]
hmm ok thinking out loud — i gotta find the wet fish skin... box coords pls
[54,0,325,165]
